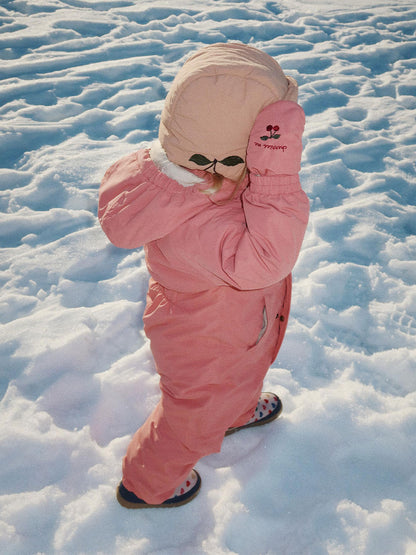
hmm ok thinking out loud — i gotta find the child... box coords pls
[98,43,309,508]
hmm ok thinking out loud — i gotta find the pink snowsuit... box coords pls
[98,43,309,504]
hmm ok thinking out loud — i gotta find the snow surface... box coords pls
[1,0,416,553]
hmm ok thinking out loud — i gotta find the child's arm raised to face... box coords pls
[190,101,309,289]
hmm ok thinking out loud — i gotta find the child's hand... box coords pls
[246,101,305,177]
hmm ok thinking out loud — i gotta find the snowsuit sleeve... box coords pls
[193,174,309,290]
[98,149,209,249]
[208,100,309,289]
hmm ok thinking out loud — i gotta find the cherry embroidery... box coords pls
[261,124,280,141]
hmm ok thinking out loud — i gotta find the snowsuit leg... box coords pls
[122,365,265,504]
[122,279,289,504]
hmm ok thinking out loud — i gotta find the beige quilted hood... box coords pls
[158,42,298,181]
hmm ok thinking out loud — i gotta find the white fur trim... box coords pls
[149,140,204,187]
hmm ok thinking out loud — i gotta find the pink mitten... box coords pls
[246,100,305,177]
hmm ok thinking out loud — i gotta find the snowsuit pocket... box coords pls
[255,306,268,345]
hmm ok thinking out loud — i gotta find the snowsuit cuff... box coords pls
[249,173,302,194]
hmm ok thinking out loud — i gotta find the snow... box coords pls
[1,0,415,553]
